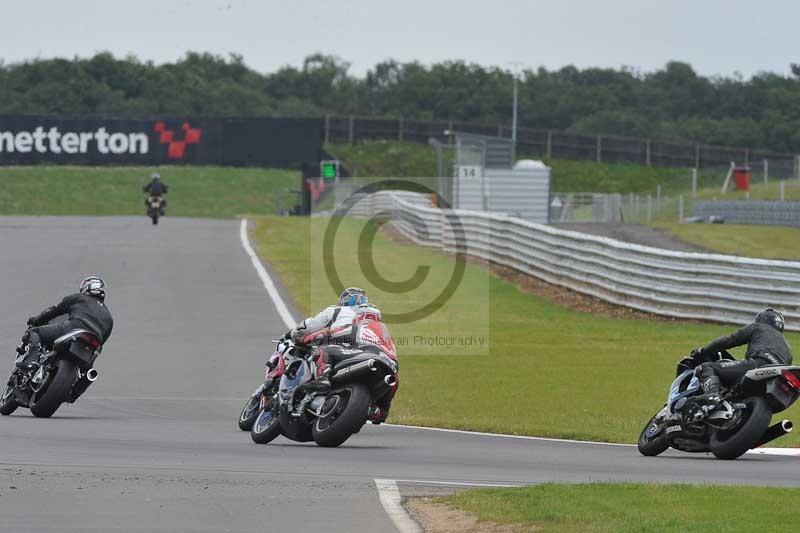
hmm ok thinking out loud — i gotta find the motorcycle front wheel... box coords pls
[710,396,771,460]
[637,407,670,457]
[312,383,370,448]
[250,403,281,444]
[0,380,18,415]
[29,359,77,418]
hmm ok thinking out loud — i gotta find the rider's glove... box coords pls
[690,348,704,358]
[26,316,38,327]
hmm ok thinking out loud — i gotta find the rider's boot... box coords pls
[15,342,41,371]
[302,365,332,394]
[694,375,722,408]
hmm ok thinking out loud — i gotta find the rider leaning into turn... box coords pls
[286,287,376,394]
[143,172,169,211]
[693,308,793,406]
[16,277,114,371]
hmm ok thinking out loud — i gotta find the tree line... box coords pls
[1,52,799,152]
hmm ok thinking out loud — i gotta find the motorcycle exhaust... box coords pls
[756,420,793,447]
[383,375,397,388]
[86,368,99,382]
[331,359,376,383]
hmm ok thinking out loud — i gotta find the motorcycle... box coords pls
[146,196,165,225]
[250,318,399,447]
[638,350,800,459]
[1,327,102,418]
[238,339,288,432]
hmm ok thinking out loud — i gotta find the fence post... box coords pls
[645,139,652,166]
[744,147,750,165]
[780,181,786,201]
[324,114,330,144]
[447,120,454,146]
[691,168,698,200]
[656,185,661,213]
[695,144,701,168]
[795,155,800,180]
[348,115,355,145]
[596,136,602,163]
[647,195,652,223]
[678,195,684,222]
[546,130,553,159]
[764,159,768,186]
[398,117,404,142]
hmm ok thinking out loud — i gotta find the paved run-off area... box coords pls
[0,217,798,533]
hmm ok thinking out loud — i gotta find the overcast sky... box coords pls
[1,0,797,78]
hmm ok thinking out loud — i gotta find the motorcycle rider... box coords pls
[692,308,792,407]
[16,277,114,371]
[143,172,168,214]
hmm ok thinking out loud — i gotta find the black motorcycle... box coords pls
[1,328,101,418]
[146,196,164,225]
[638,350,800,460]
[250,321,399,448]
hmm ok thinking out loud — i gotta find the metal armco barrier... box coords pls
[350,191,800,331]
[0,116,322,166]
[695,200,800,228]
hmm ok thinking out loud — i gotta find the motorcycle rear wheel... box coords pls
[710,396,771,460]
[0,380,18,415]
[312,384,370,448]
[637,407,670,457]
[29,359,77,418]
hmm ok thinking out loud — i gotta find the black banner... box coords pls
[0,116,322,167]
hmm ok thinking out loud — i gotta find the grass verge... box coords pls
[437,482,798,532]
[0,165,298,217]
[251,215,800,445]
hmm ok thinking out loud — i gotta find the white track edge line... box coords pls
[392,479,520,487]
[384,423,635,447]
[239,218,296,329]
[375,479,423,533]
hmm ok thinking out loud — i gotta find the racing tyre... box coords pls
[710,397,771,460]
[250,404,281,444]
[312,384,370,448]
[637,407,670,457]
[239,395,261,431]
[30,359,77,418]
[0,380,18,415]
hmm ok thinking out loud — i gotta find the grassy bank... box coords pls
[438,483,799,532]
[0,166,298,217]
[326,141,694,194]
[251,215,800,445]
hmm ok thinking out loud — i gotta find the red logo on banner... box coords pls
[154,121,202,159]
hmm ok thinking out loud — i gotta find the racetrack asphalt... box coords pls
[0,216,797,533]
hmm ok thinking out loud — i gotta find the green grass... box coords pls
[0,165,299,217]
[439,483,798,532]
[657,223,800,260]
[251,215,800,445]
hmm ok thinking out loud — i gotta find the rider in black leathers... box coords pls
[16,277,114,370]
[693,308,792,406]
[143,173,168,213]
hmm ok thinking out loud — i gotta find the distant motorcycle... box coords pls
[238,340,288,432]
[146,196,165,225]
[1,327,102,418]
[250,319,399,447]
[638,350,800,459]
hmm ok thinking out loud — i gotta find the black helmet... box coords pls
[338,287,368,307]
[754,308,784,332]
[80,276,106,300]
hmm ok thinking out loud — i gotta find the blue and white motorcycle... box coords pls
[638,351,800,459]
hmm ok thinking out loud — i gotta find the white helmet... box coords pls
[79,276,106,299]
